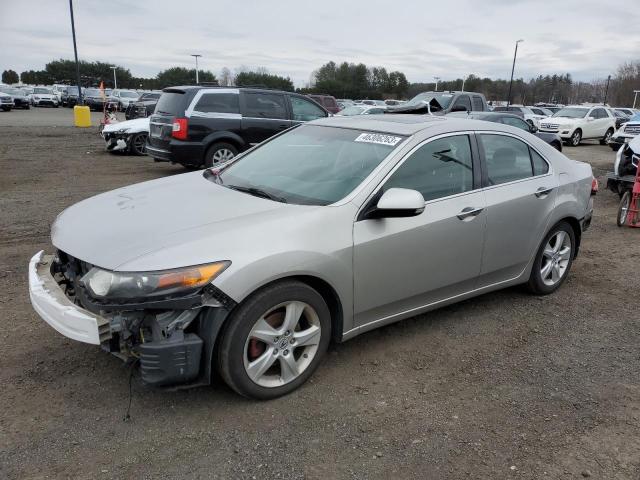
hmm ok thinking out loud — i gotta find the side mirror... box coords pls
[364,188,425,219]
[529,124,538,133]
[451,105,468,112]
[587,116,595,122]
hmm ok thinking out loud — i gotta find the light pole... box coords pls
[191,54,202,84]
[433,76,441,92]
[461,75,467,92]
[507,39,524,106]
[68,0,82,105]
[603,75,611,105]
[634,90,640,109]
[110,66,117,89]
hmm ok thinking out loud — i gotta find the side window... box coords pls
[479,134,534,185]
[242,93,287,119]
[591,108,604,119]
[452,95,471,111]
[530,148,549,175]
[501,116,530,131]
[384,135,474,202]
[194,93,239,114]
[366,108,384,114]
[472,96,484,111]
[290,96,326,121]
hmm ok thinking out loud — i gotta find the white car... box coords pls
[0,92,14,111]
[493,105,546,127]
[609,114,640,151]
[336,105,387,116]
[31,87,59,107]
[539,106,616,147]
[109,89,140,110]
[101,117,149,155]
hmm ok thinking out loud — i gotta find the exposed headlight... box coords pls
[33,96,40,100]
[81,262,230,300]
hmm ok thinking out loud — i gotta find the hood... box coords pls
[102,117,149,134]
[543,116,582,126]
[386,97,446,115]
[51,172,312,271]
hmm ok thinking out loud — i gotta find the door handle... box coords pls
[457,206,484,220]
[278,124,289,129]
[534,187,554,198]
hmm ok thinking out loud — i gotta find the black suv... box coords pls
[386,91,489,115]
[146,86,330,168]
[125,91,161,119]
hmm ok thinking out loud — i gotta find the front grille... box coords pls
[624,124,640,135]
[540,123,559,130]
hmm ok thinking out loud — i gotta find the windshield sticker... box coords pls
[354,133,403,146]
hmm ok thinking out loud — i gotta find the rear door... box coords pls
[477,132,557,286]
[148,89,190,151]
[186,90,241,143]
[240,91,291,146]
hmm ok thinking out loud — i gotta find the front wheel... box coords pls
[569,129,581,147]
[617,191,631,227]
[204,142,237,168]
[217,281,331,400]
[527,222,575,295]
[600,128,614,145]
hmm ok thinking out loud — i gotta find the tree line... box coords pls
[3,58,640,107]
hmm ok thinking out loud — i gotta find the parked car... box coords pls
[109,89,140,110]
[336,105,387,116]
[0,92,14,111]
[608,113,640,151]
[614,108,639,117]
[29,115,595,399]
[611,109,630,130]
[102,117,149,155]
[61,86,82,107]
[447,111,563,151]
[529,106,553,117]
[384,99,405,106]
[147,86,330,169]
[31,87,59,107]
[386,91,489,115]
[0,87,30,109]
[51,84,69,102]
[538,105,616,147]
[307,94,340,114]
[492,105,545,127]
[82,88,108,111]
[124,91,161,120]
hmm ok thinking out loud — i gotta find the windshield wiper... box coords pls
[226,185,287,203]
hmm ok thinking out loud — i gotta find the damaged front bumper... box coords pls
[103,132,132,152]
[28,251,234,388]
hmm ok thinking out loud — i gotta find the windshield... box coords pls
[338,106,366,116]
[66,86,80,95]
[141,92,160,100]
[85,89,102,96]
[214,125,406,206]
[552,107,588,118]
[34,88,52,94]
[3,88,22,95]
[404,92,454,110]
[120,91,139,98]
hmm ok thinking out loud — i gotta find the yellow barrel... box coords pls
[73,105,91,127]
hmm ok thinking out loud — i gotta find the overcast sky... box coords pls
[2,0,639,86]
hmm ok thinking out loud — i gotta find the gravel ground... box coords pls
[1,109,639,479]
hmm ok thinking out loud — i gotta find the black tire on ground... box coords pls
[600,128,614,145]
[568,129,581,147]
[204,142,238,168]
[2,107,11,112]
[610,144,621,151]
[217,280,332,400]
[617,191,631,227]
[129,133,148,156]
[552,141,562,151]
[526,221,576,295]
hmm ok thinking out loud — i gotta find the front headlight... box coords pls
[81,261,230,300]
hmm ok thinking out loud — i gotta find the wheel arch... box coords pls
[554,216,582,258]
[203,132,246,158]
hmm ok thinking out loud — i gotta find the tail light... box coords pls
[172,118,188,140]
[591,177,598,195]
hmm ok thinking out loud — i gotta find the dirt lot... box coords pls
[1,108,639,479]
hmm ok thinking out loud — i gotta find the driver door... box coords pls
[353,134,486,329]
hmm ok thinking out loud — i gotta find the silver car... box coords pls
[28,115,595,399]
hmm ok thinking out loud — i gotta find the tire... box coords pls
[217,280,332,400]
[610,144,621,151]
[568,129,581,147]
[129,133,148,156]
[1,107,10,112]
[600,128,614,145]
[526,221,576,295]
[617,191,631,227]
[204,142,238,168]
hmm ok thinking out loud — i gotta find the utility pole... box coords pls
[461,75,467,92]
[110,66,117,89]
[191,54,202,84]
[603,75,611,105]
[433,76,440,92]
[68,0,82,105]
[507,39,524,106]
[634,90,640,109]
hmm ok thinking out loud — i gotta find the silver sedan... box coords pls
[29,115,595,399]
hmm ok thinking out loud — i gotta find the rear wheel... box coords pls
[217,281,331,400]
[129,133,148,156]
[204,142,237,168]
[569,129,581,147]
[617,191,631,227]
[527,222,575,295]
[600,128,614,145]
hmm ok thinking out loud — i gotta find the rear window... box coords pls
[155,92,186,115]
[194,93,239,114]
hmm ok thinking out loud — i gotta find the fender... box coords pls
[202,131,247,153]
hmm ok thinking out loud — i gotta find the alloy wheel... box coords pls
[571,131,581,146]
[243,301,322,388]
[132,134,147,155]
[540,231,572,286]
[212,148,235,163]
